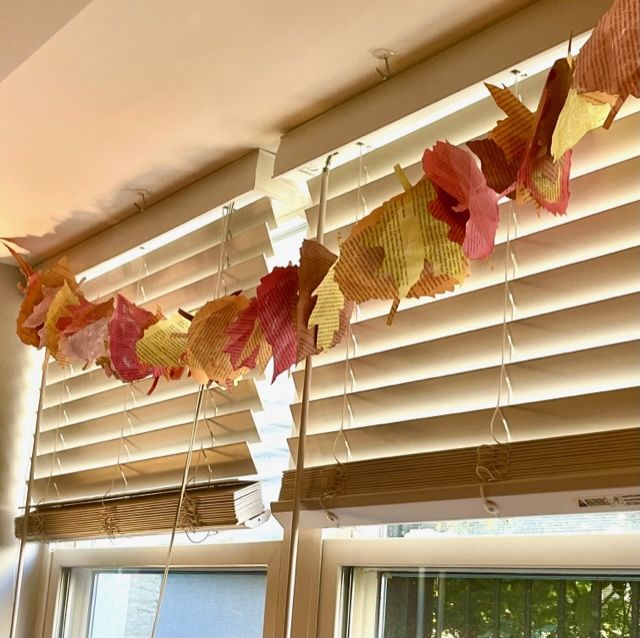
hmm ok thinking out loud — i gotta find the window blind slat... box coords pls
[294,293,639,404]
[291,341,640,433]
[37,408,258,456]
[42,377,261,433]
[35,413,260,478]
[81,198,275,301]
[296,203,640,382]
[99,223,272,307]
[31,442,257,503]
[290,387,640,466]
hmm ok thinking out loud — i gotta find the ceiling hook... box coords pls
[133,189,149,213]
[373,48,395,81]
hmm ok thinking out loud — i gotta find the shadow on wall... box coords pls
[0,264,48,637]
[1,143,253,268]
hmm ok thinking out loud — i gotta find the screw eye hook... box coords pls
[373,48,395,81]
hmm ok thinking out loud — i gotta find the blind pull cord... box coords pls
[283,152,336,638]
[150,202,235,638]
[9,351,49,638]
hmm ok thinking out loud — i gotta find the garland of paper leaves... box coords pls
[7,0,639,393]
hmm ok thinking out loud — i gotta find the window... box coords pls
[344,568,640,638]
[61,569,267,638]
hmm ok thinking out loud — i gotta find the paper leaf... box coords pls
[297,239,334,359]
[485,83,535,163]
[518,58,573,215]
[16,259,79,347]
[109,294,163,382]
[188,295,250,386]
[59,317,110,366]
[22,286,58,329]
[466,138,517,197]
[308,264,351,351]
[334,176,468,308]
[42,282,81,361]
[427,186,468,245]
[551,88,613,160]
[225,298,268,371]
[137,314,190,368]
[297,239,353,360]
[422,141,500,259]
[57,297,114,335]
[256,266,299,381]
[224,297,273,374]
[3,241,33,280]
[573,0,640,127]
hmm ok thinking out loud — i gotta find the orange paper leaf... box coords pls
[188,295,250,386]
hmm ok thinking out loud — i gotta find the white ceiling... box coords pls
[0,0,535,263]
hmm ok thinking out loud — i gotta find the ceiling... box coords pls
[0,0,536,264]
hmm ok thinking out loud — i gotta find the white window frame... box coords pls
[317,533,640,638]
[34,531,640,638]
[38,541,283,638]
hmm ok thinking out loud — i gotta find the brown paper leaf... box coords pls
[466,137,517,197]
[188,295,250,386]
[296,239,353,360]
[485,83,535,163]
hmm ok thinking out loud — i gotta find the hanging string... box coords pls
[41,366,66,505]
[321,145,369,524]
[150,202,235,638]
[99,255,147,539]
[475,72,522,517]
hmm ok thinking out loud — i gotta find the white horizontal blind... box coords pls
[288,64,640,472]
[36,198,276,504]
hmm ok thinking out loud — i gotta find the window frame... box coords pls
[39,541,283,638]
[317,533,640,638]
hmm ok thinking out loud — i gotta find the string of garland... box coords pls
[6,0,639,393]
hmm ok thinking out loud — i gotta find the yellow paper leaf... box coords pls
[43,281,80,361]
[551,88,613,160]
[136,314,190,368]
[307,265,347,351]
[334,176,467,308]
[361,169,429,298]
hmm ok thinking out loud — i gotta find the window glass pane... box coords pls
[345,569,640,638]
[68,569,266,638]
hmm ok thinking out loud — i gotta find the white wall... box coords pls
[0,264,48,637]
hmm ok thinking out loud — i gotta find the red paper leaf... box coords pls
[224,297,271,372]
[427,185,468,246]
[518,58,573,215]
[574,0,640,127]
[256,265,299,381]
[422,141,500,259]
[109,295,163,383]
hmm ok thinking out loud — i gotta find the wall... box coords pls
[0,264,47,637]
